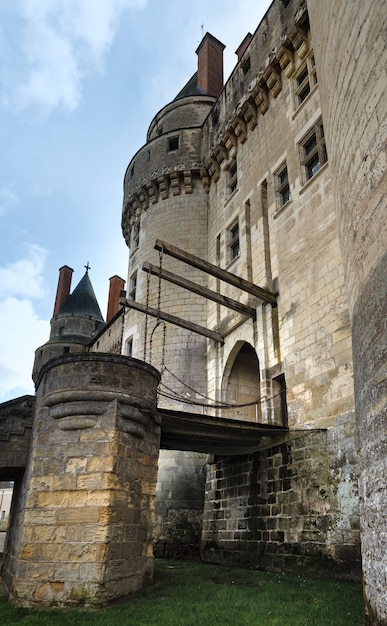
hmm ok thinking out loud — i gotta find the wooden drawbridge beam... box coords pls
[121,299,224,344]
[154,239,277,306]
[142,262,256,319]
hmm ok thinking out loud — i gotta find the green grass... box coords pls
[0,559,363,625]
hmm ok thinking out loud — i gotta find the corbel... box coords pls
[231,114,247,144]
[277,43,295,78]
[170,171,180,196]
[157,175,169,200]
[183,170,193,194]
[213,143,228,166]
[223,128,237,152]
[138,189,149,210]
[200,167,211,193]
[263,62,282,98]
[146,180,158,205]
[206,154,220,183]
[290,21,309,59]
[253,78,269,115]
[241,97,258,131]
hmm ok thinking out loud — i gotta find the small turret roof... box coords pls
[57,271,104,321]
[174,72,206,101]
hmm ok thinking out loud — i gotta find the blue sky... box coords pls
[0,0,271,401]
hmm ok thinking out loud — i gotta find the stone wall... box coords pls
[307,1,387,623]
[0,395,35,479]
[202,419,360,579]
[154,450,207,559]
[2,354,160,607]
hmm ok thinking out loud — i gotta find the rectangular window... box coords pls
[294,54,317,106]
[129,272,137,300]
[131,221,140,251]
[228,220,240,261]
[125,338,133,356]
[168,136,179,151]
[275,163,291,207]
[228,159,238,194]
[300,119,327,182]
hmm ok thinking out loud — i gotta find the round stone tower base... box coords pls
[3,354,160,607]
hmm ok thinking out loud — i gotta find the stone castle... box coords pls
[0,1,385,623]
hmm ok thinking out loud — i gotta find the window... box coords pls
[228,159,238,194]
[300,120,327,181]
[275,163,290,207]
[294,54,317,106]
[131,221,140,251]
[168,136,179,151]
[228,221,240,261]
[216,234,221,263]
[63,346,70,354]
[242,57,251,75]
[129,272,137,301]
[125,338,133,356]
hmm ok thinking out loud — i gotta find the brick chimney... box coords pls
[196,33,225,98]
[106,275,126,323]
[53,265,73,316]
[235,33,253,61]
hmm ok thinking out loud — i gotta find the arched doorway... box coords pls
[221,342,261,422]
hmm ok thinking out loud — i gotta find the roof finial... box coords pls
[84,262,91,273]
[201,23,204,39]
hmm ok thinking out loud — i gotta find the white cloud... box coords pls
[0,245,50,402]
[0,0,147,114]
[0,244,48,299]
[0,297,48,402]
[0,187,19,217]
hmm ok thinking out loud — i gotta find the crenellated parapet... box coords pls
[122,1,311,247]
[122,94,216,246]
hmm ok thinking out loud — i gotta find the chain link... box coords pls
[143,271,151,362]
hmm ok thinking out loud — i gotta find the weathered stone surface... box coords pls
[201,426,360,579]
[2,354,160,607]
[307,1,387,622]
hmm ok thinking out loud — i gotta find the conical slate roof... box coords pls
[58,271,104,321]
[174,72,206,101]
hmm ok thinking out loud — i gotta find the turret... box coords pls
[32,266,105,383]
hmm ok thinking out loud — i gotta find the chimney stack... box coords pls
[53,265,73,316]
[106,275,126,323]
[196,33,225,98]
[235,33,253,61]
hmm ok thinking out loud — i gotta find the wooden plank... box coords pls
[154,239,277,306]
[142,261,256,319]
[122,299,224,344]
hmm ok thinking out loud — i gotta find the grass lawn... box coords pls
[0,559,363,625]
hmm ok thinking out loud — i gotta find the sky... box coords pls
[0,0,272,402]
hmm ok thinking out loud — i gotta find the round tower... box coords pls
[307,2,387,623]
[33,267,105,382]
[121,34,225,557]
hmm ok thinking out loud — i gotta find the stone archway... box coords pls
[221,342,261,422]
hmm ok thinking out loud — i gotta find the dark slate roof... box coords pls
[58,271,104,321]
[173,72,206,101]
